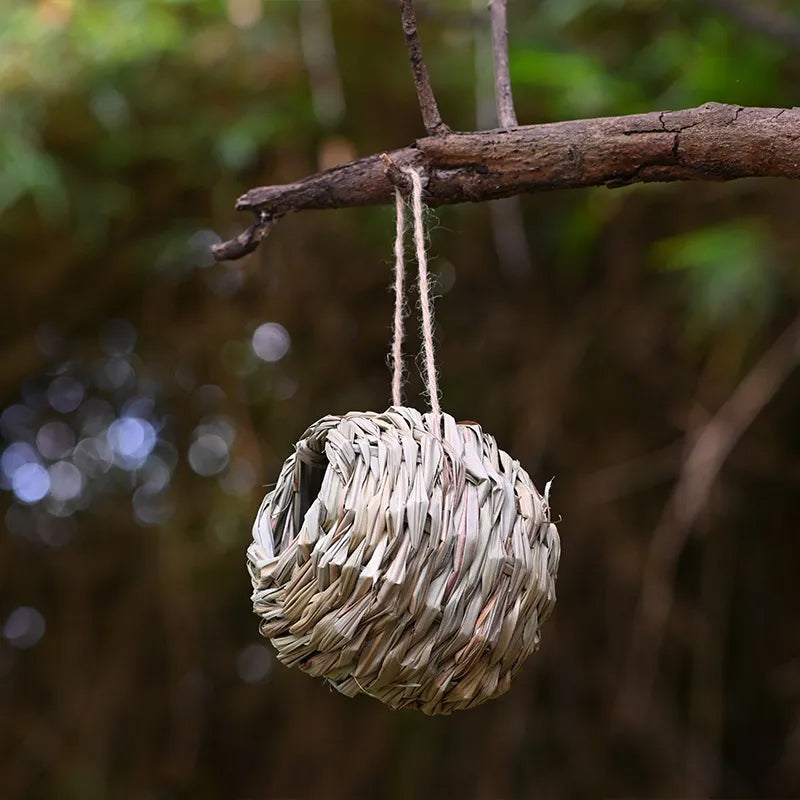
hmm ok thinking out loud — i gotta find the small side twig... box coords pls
[617,313,800,724]
[210,214,276,261]
[489,0,518,128]
[398,0,449,135]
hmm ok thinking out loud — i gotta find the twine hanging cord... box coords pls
[390,166,441,416]
[391,184,406,407]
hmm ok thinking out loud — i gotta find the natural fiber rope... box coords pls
[406,168,441,417]
[391,187,407,407]
[391,167,441,417]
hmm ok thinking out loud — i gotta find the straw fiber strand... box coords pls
[247,407,560,714]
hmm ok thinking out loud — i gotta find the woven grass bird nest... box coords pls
[247,407,560,714]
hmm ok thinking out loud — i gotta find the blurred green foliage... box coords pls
[654,218,775,332]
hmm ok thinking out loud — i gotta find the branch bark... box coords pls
[212,103,800,261]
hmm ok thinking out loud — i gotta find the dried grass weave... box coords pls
[247,406,560,714]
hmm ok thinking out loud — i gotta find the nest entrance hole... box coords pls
[275,451,329,557]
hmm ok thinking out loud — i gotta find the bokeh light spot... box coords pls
[237,644,272,684]
[78,397,116,436]
[273,375,299,401]
[11,463,50,504]
[2,442,39,481]
[194,384,226,408]
[188,434,229,477]
[3,606,46,649]
[132,487,174,526]
[107,417,156,467]
[139,455,172,493]
[72,436,113,475]
[227,0,263,29]
[48,461,83,502]
[1,404,37,439]
[188,229,221,269]
[98,357,135,391]
[251,323,290,363]
[36,420,75,460]
[46,375,84,413]
[90,87,130,130]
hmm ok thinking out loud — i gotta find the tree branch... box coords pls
[212,103,800,261]
[398,0,449,136]
[490,0,518,128]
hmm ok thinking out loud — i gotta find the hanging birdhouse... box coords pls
[247,406,559,714]
[246,167,560,714]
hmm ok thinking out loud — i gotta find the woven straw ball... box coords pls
[247,407,560,715]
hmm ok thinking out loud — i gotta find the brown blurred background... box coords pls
[2,0,800,797]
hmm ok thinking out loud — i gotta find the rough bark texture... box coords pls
[213,103,800,261]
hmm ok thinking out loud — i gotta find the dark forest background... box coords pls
[2,1,800,797]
